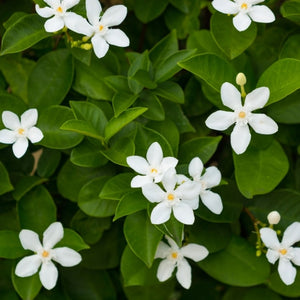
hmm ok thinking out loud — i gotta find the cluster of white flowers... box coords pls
[36,0,129,58]
[126,142,223,225]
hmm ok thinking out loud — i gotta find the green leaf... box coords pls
[211,12,257,59]
[233,140,289,198]
[280,0,300,24]
[0,231,27,258]
[1,14,52,55]
[153,81,185,103]
[132,0,168,23]
[131,69,157,89]
[37,149,61,178]
[198,235,270,286]
[55,228,89,251]
[0,161,13,195]
[223,286,282,300]
[124,210,163,267]
[257,58,300,105]
[112,92,139,117]
[280,34,300,60]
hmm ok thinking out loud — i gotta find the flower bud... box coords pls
[267,211,281,225]
[236,72,247,86]
[81,43,92,50]
[82,36,90,42]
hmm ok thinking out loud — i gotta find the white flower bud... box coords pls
[236,73,247,86]
[267,211,281,225]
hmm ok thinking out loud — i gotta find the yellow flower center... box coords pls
[150,168,158,174]
[167,193,175,201]
[239,111,246,118]
[42,250,49,258]
[241,3,248,9]
[171,252,178,259]
[280,249,287,255]
[99,25,104,31]
[56,6,63,13]
[18,128,25,135]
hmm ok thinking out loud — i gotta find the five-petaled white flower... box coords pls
[66,0,129,58]
[15,222,82,290]
[35,0,80,33]
[205,82,278,155]
[142,169,200,225]
[155,236,209,289]
[0,109,43,158]
[260,222,300,285]
[212,0,275,31]
[127,142,178,188]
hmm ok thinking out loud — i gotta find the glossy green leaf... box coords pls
[55,228,89,251]
[37,149,61,178]
[132,0,168,23]
[0,231,26,258]
[112,92,139,117]
[280,34,300,60]
[0,161,13,195]
[131,69,157,89]
[223,286,282,300]
[153,81,184,103]
[280,0,300,24]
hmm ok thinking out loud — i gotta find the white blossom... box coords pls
[267,211,281,225]
[15,222,82,290]
[212,0,275,31]
[0,109,43,158]
[205,82,278,155]
[155,236,208,289]
[260,222,300,285]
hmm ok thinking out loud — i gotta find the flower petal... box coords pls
[44,0,59,7]
[64,12,94,36]
[13,138,29,158]
[259,227,280,249]
[35,4,54,18]
[44,16,65,32]
[162,169,177,192]
[43,222,64,250]
[15,255,42,277]
[19,229,43,252]
[27,127,44,143]
[155,241,170,259]
[180,244,209,262]
[230,124,251,154]
[282,222,300,248]
[188,157,203,179]
[266,249,280,264]
[173,202,195,225]
[126,155,149,174]
[156,258,175,282]
[91,35,110,58]
[2,111,20,130]
[205,111,235,131]
[278,258,296,285]
[105,29,129,47]
[233,13,252,32]
[244,87,270,111]
[39,261,58,290]
[52,247,82,266]
[165,236,179,250]
[86,0,102,25]
[200,190,223,214]
[160,157,178,173]
[151,202,172,224]
[63,0,80,10]
[212,0,239,14]
[146,142,162,167]
[221,82,242,110]
[0,129,16,144]
[248,113,278,135]
[142,183,165,203]
[176,181,201,200]
[131,175,153,188]
[291,248,300,266]
[176,258,192,289]
[248,5,275,23]
[101,5,127,27]
[201,166,221,189]
[181,197,199,210]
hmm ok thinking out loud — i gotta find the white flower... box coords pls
[212,0,275,31]
[142,169,200,225]
[126,142,178,188]
[35,0,80,33]
[66,0,129,58]
[267,211,281,225]
[15,222,82,290]
[205,82,278,155]
[187,157,223,215]
[155,236,208,289]
[260,222,300,285]
[0,109,43,158]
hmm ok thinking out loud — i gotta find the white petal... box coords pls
[259,228,280,249]
[15,255,42,277]
[35,4,54,18]
[0,129,16,144]
[64,12,94,36]
[101,5,127,27]
[160,157,178,173]
[201,166,221,189]
[173,202,195,225]
[212,0,239,14]
[105,29,129,47]
[43,222,64,250]
[151,202,172,224]
[282,222,300,248]
[52,247,82,266]
[278,258,296,285]
[230,124,251,154]
[248,5,275,23]
[244,87,270,111]
[176,181,201,200]
[126,156,149,174]
[146,142,162,166]
[233,13,252,32]
[130,175,153,188]
[177,174,190,185]
[156,259,175,282]
[27,127,44,143]
[63,0,80,10]
[162,169,177,192]
[205,111,235,131]
[200,190,223,214]
[44,16,65,32]
[221,82,242,110]
[13,138,29,158]
[2,111,20,130]
[86,0,102,25]
[182,197,199,210]
[39,261,58,290]
[91,35,110,58]
[291,248,300,266]
[142,183,165,203]
[19,229,42,252]
[180,244,209,262]
[165,236,179,250]
[248,114,278,135]
[44,0,59,7]
[188,157,203,179]
[176,258,192,289]
[266,249,280,264]
[155,242,170,259]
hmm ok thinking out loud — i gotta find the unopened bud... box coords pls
[82,36,90,42]
[256,250,261,257]
[81,43,92,50]
[267,211,281,225]
[236,72,247,86]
